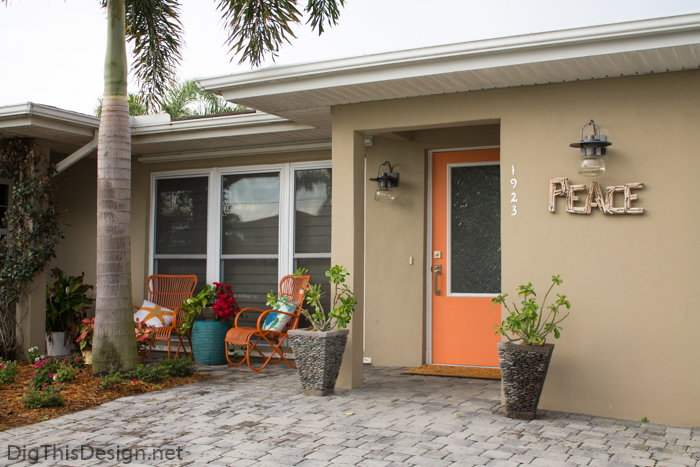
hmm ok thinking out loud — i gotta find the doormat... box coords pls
[404,364,501,380]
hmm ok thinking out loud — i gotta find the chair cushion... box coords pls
[262,299,296,332]
[134,300,174,328]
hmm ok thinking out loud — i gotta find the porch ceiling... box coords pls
[0,103,99,154]
[199,13,700,128]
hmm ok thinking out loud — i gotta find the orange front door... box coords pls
[431,149,501,367]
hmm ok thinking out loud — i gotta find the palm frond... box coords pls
[305,0,345,35]
[194,89,247,116]
[116,0,185,110]
[217,0,302,66]
[159,80,199,118]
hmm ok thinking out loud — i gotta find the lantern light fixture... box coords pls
[369,161,400,202]
[570,120,612,177]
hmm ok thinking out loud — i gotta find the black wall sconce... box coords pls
[369,161,400,202]
[570,119,612,177]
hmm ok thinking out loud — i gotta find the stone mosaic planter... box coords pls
[288,329,348,396]
[497,341,554,420]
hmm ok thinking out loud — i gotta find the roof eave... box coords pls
[199,12,700,98]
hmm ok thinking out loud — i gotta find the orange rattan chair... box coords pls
[224,274,311,371]
[134,274,197,359]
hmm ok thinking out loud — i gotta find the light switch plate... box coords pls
[434,251,442,259]
[363,357,372,364]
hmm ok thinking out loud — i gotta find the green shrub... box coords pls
[158,358,197,377]
[20,386,65,409]
[55,364,77,383]
[0,360,17,385]
[127,364,168,383]
[30,357,61,390]
[26,346,42,364]
[58,354,85,369]
[100,371,126,390]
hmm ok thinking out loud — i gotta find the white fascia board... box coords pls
[130,112,307,135]
[138,140,332,163]
[199,12,700,99]
[0,103,99,128]
[132,120,314,145]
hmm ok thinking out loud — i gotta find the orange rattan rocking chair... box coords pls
[224,274,310,371]
[134,274,197,359]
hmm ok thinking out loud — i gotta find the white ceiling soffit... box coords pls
[0,102,99,142]
[199,13,700,121]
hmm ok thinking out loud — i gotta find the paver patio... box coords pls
[1,365,698,467]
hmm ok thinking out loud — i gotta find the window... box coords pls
[153,176,208,292]
[221,172,281,311]
[292,168,332,315]
[151,162,331,311]
[0,179,11,236]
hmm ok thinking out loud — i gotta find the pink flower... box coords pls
[131,378,138,383]
[48,373,54,378]
[30,374,34,378]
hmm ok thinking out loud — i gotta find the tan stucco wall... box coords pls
[363,126,500,367]
[54,157,98,288]
[332,70,700,426]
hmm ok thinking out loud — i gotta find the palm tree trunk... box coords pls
[93,0,137,374]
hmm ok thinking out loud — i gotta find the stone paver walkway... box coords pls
[1,365,698,467]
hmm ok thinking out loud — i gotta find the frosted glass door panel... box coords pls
[450,164,501,294]
[221,173,280,255]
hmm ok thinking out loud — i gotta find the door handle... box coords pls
[433,264,442,296]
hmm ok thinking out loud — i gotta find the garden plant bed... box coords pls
[0,361,218,431]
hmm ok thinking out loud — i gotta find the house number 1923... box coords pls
[510,165,518,216]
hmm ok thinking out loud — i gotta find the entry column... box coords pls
[332,131,364,389]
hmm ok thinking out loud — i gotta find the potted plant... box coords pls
[492,274,571,420]
[45,268,94,356]
[75,318,95,364]
[286,265,358,396]
[134,319,156,364]
[179,285,214,334]
[191,282,240,365]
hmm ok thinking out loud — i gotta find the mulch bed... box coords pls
[0,361,219,431]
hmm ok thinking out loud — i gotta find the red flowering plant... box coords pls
[212,282,240,323]
[75,318,95,351]
[134,319,157,350]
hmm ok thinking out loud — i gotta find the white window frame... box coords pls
[218,163,289,283]
[0,178,11,236]
[288,161,333,273]
[150,161,332,288]
[149,169,215,280]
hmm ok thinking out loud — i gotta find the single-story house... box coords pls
[2,12,700,426]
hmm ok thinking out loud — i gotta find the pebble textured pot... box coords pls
[497,341,554,420]
[288,329,349,396]
[192,320,229,366]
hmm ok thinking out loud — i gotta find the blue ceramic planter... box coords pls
[191,320,228,366]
